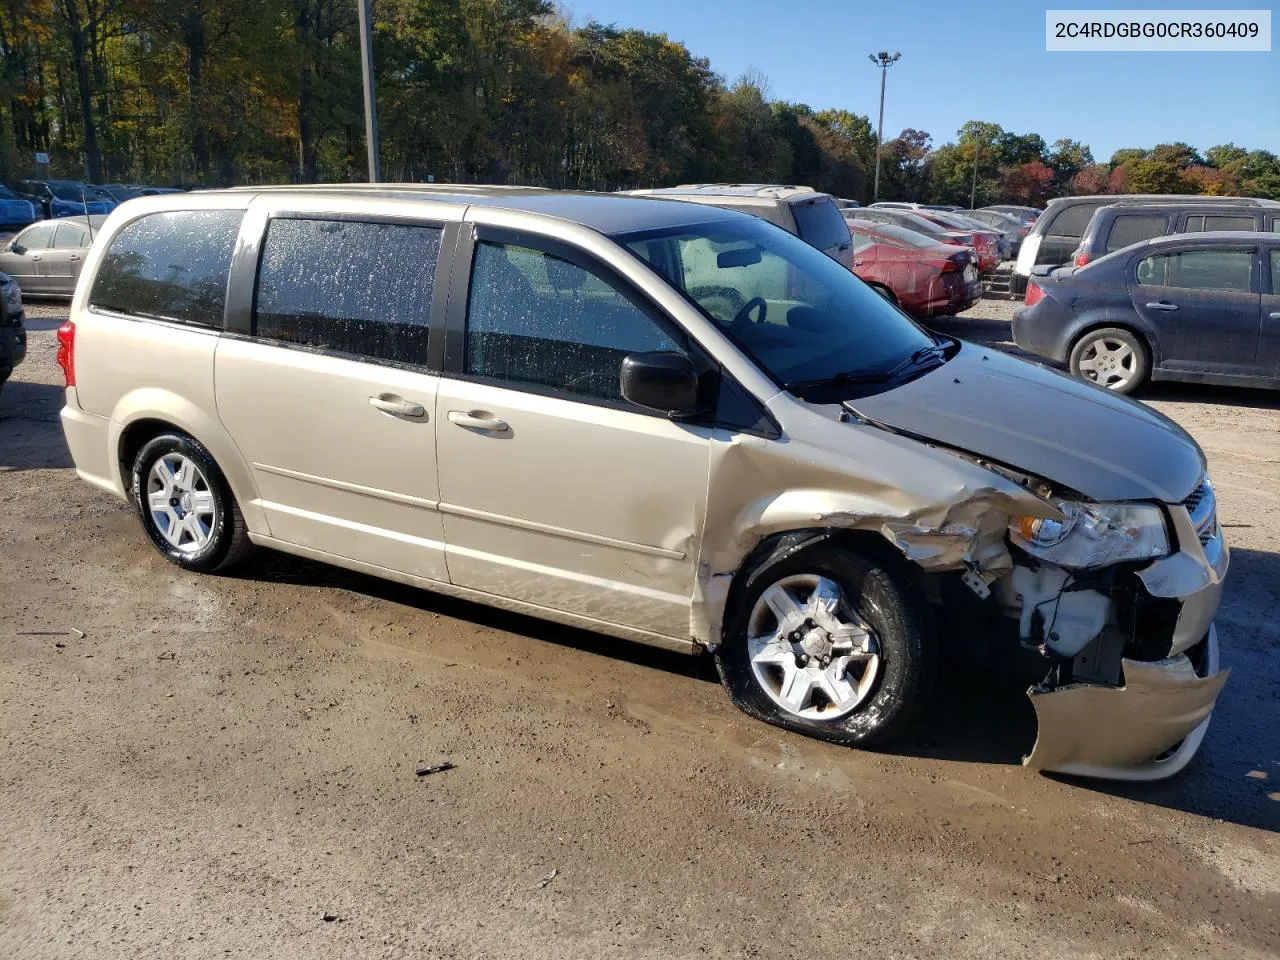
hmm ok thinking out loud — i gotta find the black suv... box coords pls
[1012,194,1280,295]
[1073,200,1280,267]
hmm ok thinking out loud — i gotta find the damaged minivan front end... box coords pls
[836,345,1230,780]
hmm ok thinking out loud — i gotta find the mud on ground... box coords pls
[2,302,1277,959]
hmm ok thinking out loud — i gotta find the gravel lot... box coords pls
[2,299,1277,959]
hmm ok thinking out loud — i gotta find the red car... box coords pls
[910,211,1002,273]
[847,220,984,318]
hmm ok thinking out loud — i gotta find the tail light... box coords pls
[1074,252,1090,267]
[942,237,963,246]
[1024,281,1045,307]
[929,260,958,273]
[56,320,76,387]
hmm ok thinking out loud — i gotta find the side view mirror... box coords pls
[620,351,701,417]
[8,241,24,255]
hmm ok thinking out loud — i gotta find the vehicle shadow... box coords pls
[0,379,73,471]
[235,544,1277,831]
[235,549,712,683]
[1137,381,1280,409]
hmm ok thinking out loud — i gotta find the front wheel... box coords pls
[131,433,253,573]
[715,545,933,747]
[1069,327,1148,394]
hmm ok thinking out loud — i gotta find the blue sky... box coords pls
[566,0,1280,162]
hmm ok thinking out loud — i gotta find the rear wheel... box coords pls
[131,433,253,573]
[715,544,933,747]
[870,284,898,306]
[1069,327,1148,394]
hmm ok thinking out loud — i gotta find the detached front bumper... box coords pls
[1023,497,1230,781]
[1025,624,1226,780]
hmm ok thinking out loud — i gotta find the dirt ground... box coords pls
[2,300,1277,960]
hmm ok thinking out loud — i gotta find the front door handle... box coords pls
[30,254,41,262]
[69,254,81,262]
[448,410,510,433]
[1145,301,1179,312]
[369,394,427,420]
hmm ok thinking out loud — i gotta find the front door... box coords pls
[45,222,90,295]
[1131,245,1262,375]
[434,230,712,641]
[2,221,57,294]
[215,215,450,581]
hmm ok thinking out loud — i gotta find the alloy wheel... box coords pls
[146,453,218,553]
[745,573,881,720]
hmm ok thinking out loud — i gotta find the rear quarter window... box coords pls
[1045,203,1101,238]
[1105,214,1169,252]
[792,199,851,251]
[1203,215,1257,232]
[89,210,243,327]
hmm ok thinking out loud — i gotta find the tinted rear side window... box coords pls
[792,199,851,251]
[253,218,441,366]
[1105,214,1169,252]
[1204,215,1256,232]
[90,210,242,327]
[1046,203,1101,238]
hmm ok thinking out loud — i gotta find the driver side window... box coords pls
[465,240,682,403]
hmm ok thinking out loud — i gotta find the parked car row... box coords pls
[1012,193,1280,395]
[2,178,185,227]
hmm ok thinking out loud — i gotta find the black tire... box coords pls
[714,544,934,747]
[1068,326,1148,395]
[130,433,253,573]
[870,284,898,306]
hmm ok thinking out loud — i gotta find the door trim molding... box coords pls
[253,461,687,561]
[253,462,440,510]
[438,501,688,561]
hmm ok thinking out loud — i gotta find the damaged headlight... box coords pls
[1011,501,1169,569]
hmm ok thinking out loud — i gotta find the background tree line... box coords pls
[3,0,1278,204]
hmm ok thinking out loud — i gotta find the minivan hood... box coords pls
[846,343,1204,503]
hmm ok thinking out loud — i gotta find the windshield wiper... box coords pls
[786,340,951,393]
[885,341,949,378]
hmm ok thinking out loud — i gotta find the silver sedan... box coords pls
[0,216,108,298]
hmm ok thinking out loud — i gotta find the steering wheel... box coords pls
[730,296,767,331]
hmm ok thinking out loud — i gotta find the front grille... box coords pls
[1184,477,1217,543]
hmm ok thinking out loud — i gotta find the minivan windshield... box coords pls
[620,217,939,396]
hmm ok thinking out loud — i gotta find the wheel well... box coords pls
[1068,321,1153,367]
[118,419,186,494]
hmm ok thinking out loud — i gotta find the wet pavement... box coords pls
[1,300,1277,959]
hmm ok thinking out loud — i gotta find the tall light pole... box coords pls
[357,0,381,182]
[970,141,980,208]
[868,51,901,202]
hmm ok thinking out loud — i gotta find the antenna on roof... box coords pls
[79,183,95,243]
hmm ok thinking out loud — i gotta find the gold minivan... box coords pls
[57,186,1229,780]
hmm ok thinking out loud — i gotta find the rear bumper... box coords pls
[1011,304,1071,365]
[907,275,981,318]
[60,402,124,499]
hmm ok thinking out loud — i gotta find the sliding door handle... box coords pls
[369,394,427,420]
[448,410,509,433]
